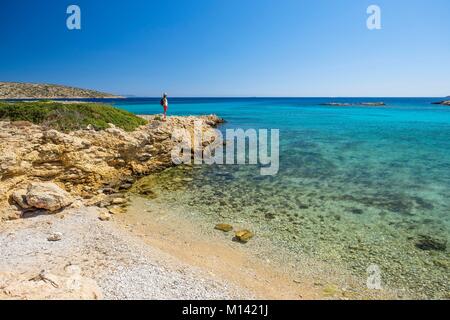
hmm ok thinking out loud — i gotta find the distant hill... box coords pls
[0,82,122,99]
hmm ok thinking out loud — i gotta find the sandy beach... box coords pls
[0,205,253,300]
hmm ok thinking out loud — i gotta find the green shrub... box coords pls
[0,101,147,132]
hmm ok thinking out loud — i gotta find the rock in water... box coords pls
[415,235,447,251]
[25,182,74,212]
[234,230,254,243]
[215,224,233,232]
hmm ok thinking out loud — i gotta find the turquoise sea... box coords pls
[113,97,450,298]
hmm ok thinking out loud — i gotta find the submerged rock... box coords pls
[214,224,233,232]
[139,189,157,198]
[25,182,74,212]
[234,230,254,243]
[415,235,447,251]
[322,284,340,297]
[433,259,449,269]
[350,208,364,215]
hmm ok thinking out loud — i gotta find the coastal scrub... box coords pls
[0,101,147,132]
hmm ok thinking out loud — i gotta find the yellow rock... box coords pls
[235,230,254,243]
[322,284,340,297]
[98,210,112,221]
[109,207,125,215]
[214,224,233,232]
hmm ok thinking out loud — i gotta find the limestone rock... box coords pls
[1,206,23,221]
[26,182,74,212]
[47,232,63,242]
[84,194,107,207]
[11,189,31,209]
[98,209,112,221]
[111,198,127,205]
[234,230,254,243]
[119,183,133,190]
[108,207,124,215]
[215,224,233,232]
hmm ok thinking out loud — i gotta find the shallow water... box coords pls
[115,98,450,298]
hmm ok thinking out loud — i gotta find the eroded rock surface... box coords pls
[0,115,223,220]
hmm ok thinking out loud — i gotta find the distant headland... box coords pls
[0,82,123,99]
[432,100,450,106]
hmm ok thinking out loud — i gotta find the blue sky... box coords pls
[1,0,449,97]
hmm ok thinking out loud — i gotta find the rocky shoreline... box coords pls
[0,114,236,299]
[0,115,223,221]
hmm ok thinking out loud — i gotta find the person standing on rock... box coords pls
[160,93,168,120]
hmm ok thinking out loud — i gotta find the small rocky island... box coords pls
[320,102,386,107]
[0,82,122,99]
[432,100,450,106]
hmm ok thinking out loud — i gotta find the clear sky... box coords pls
[1,0,449,97]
